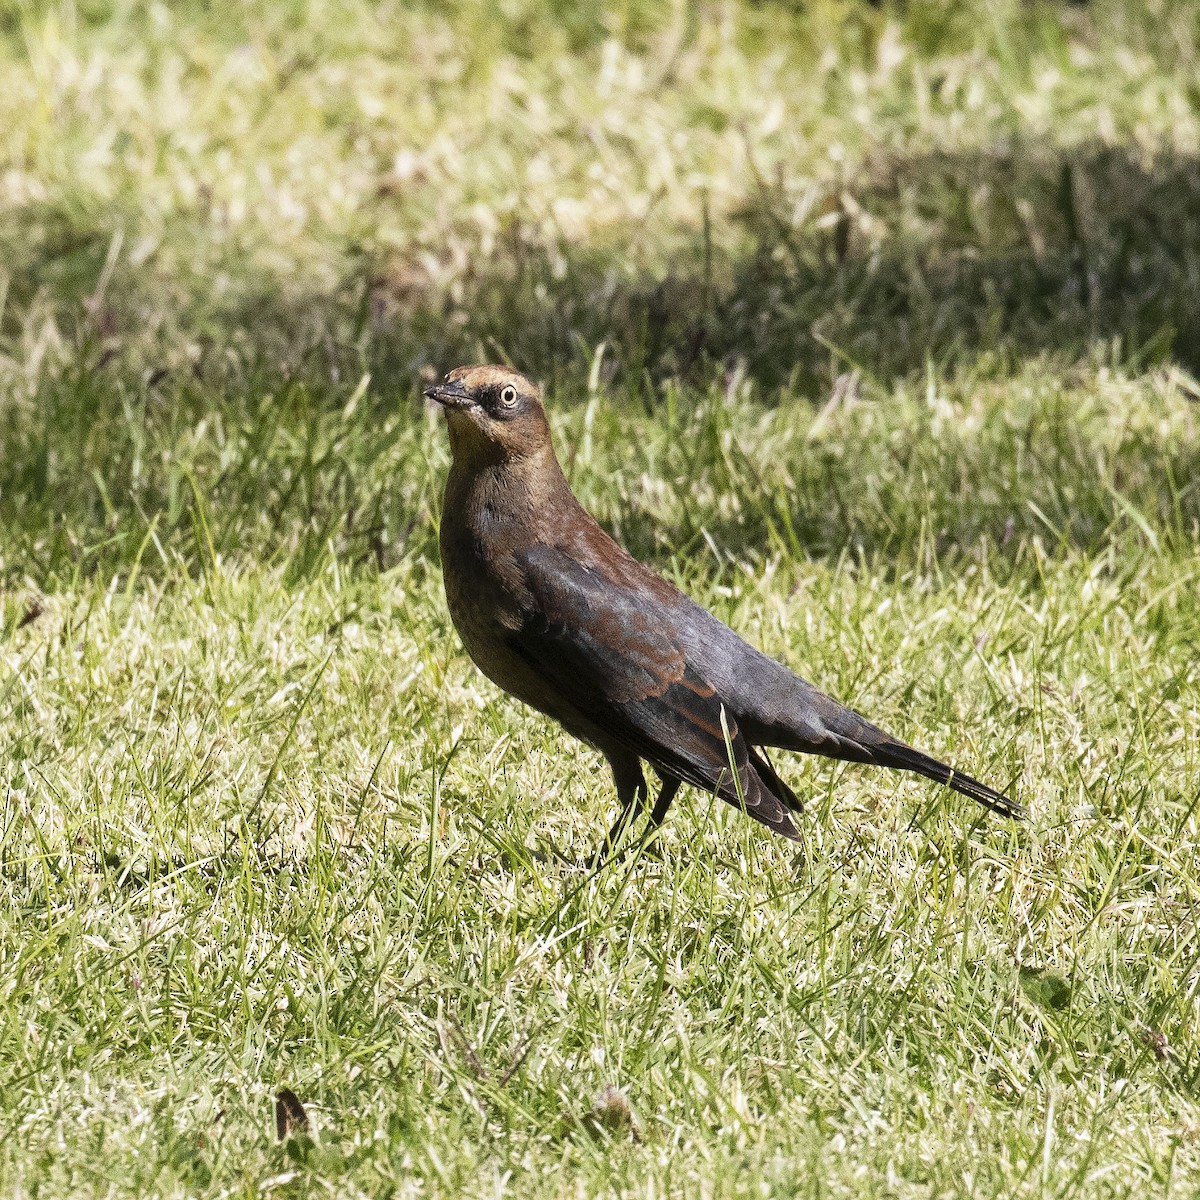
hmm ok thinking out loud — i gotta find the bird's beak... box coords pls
[423,379,474,409]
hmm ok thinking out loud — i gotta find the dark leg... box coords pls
[647,775,682,829]
[588,754,647,868]
[591,772,682,869]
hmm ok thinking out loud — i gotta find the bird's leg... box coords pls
[630,776,683,863]
[589,756,648,869]
[591,773,682,869]
[647,776,682,830]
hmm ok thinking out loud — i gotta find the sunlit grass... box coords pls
[2,1,1199,1196]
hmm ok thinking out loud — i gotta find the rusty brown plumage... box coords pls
[426,365,1022,862]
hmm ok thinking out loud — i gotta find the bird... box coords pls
[425,364,1023,862]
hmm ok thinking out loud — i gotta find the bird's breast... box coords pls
[439,517,548,704]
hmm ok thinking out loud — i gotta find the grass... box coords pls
[2,0,1200,1195]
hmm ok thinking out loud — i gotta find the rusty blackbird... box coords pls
[426,365,1022,859]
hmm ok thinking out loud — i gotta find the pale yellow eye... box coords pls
[500,384,517,407]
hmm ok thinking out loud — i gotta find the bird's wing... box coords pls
[509,544,798,838]
[678,598,1024,818]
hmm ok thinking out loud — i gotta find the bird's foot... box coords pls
[529,837,588,871]
[587,831,664,872]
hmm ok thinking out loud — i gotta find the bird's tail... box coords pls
[871,740,1025,820]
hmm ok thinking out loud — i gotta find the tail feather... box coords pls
[748,746,804,815]
[870,740,1025,820]
[735,763,802,839]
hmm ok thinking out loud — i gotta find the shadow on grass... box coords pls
[361,140,1200,394]
[2,138,1199,582]
[6,140,1200,390]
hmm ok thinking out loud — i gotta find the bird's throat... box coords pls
[444,440,568,534]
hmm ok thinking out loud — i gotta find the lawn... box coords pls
[1,1,1199,1195]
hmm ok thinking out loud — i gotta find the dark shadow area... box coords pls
[7,140,1200,392]
[5,140,1200,395]
[360,140,1200,394]
[363,139,1200,567]
[2,138,1199,583]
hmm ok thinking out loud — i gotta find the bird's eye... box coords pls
[499,384,518,407]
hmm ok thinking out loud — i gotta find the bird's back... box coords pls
[544,516,865,746]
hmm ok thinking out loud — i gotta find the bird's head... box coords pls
[424,365,552,467]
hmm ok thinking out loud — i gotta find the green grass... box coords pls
[2,1,1200,1195]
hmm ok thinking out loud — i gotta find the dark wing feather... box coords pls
[676,603,1021,818]
[511,545,798,838]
